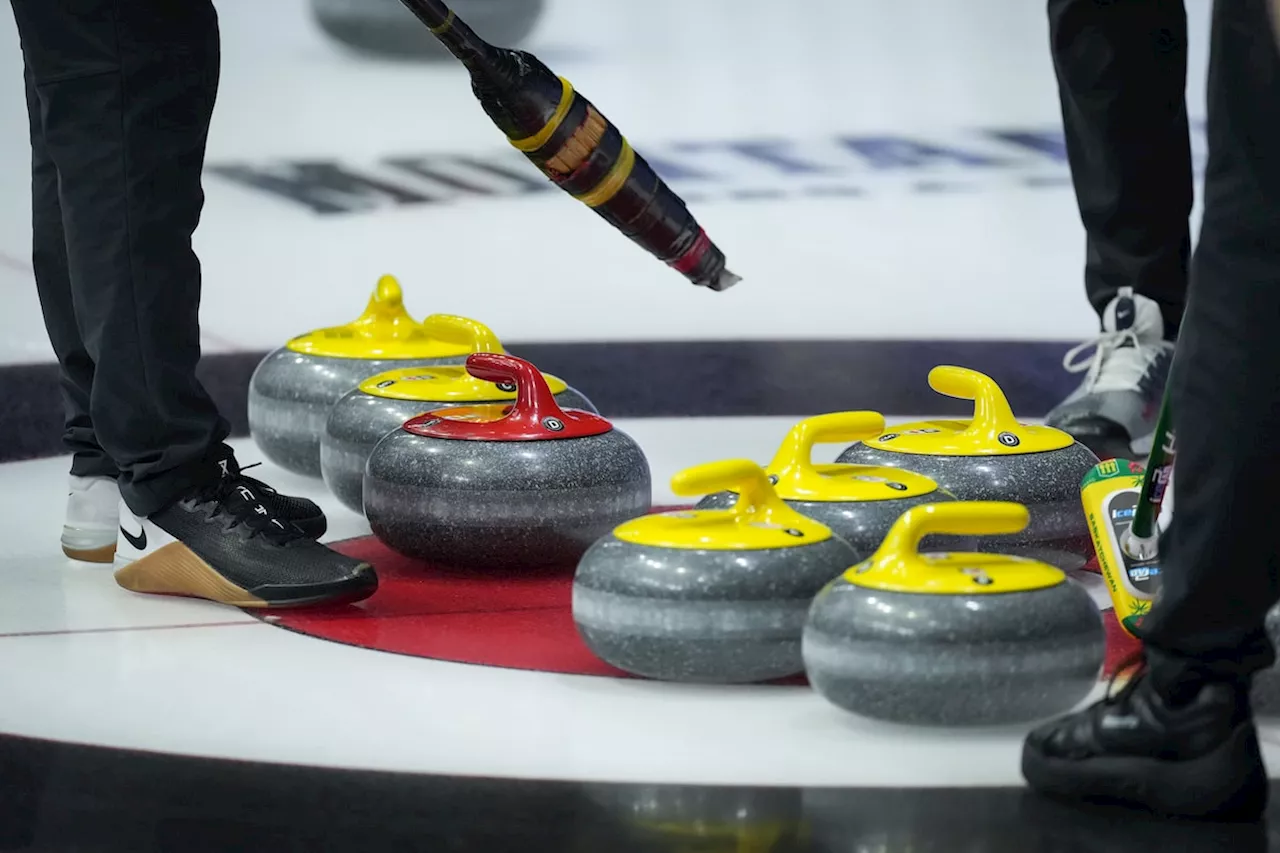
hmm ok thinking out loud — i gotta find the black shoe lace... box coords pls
[234,462,278,496]
[194,475,305,546]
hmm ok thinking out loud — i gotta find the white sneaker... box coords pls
[1046,287,1176,459]
[61,475,121,563]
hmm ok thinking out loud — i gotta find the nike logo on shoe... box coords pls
[120,524,147,551]
[1115,305,1135,328]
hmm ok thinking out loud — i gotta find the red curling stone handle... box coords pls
[465,352,561,419]
[403,353,613,441]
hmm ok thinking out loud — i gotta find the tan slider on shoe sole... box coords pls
[62,543,117,564]
[114,542,271,608]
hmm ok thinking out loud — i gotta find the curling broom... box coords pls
[1079,387,1176,637]
[396,0,740,292]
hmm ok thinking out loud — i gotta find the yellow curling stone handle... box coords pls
[931,366,1074,453]
[770,412,886,477]
[352,274,414,329]
[613,459,833,551]
[865,366,1074,456]
[420,313,507,354]
[842,501,1066,594]
[765,412,941,501]
[930,366,1020,432]
[285,274,476,360]
[882,500,1028,551]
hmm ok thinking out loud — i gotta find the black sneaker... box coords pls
[112,475,376,608]
[1022,657,1268,819]
[220,457,327,540]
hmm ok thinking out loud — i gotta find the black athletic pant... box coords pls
[12,0,233,516]
[1049,0,1193,339]
[1140,0,1280,696]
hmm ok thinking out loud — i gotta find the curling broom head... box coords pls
[398,0,739,292]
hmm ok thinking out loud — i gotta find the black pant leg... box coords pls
[1142,0,1280,693]
[1048,0,1193,337]
[10,0,232,515]
[23,63,115,480]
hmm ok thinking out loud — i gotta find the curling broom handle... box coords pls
[1121,388,1175,559]
[396,0,501,69]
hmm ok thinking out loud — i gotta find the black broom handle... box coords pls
[396,0,500,72]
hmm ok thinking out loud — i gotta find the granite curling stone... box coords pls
[802,501,1105,726]
[573,459,860,683]
[695,411,967,559]
[248,274,486,477]
[320,314,596,514]
[835,366,1099,570]
[363,352,649,570]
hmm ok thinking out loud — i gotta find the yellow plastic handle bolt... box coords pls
[878,501,1028,559]
[927,365,1021,438]
[421,313,506,353]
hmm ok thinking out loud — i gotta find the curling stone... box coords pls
[311,0,545,60]
[247,275,487,477]
[320,315,596,514]
[695,412,966,559]
[573,460,860,683]
[835,366,1098,570]
[363,352,649,569]
[803,501,1105,726]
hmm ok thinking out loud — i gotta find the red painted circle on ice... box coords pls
[263,530,1141,681]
